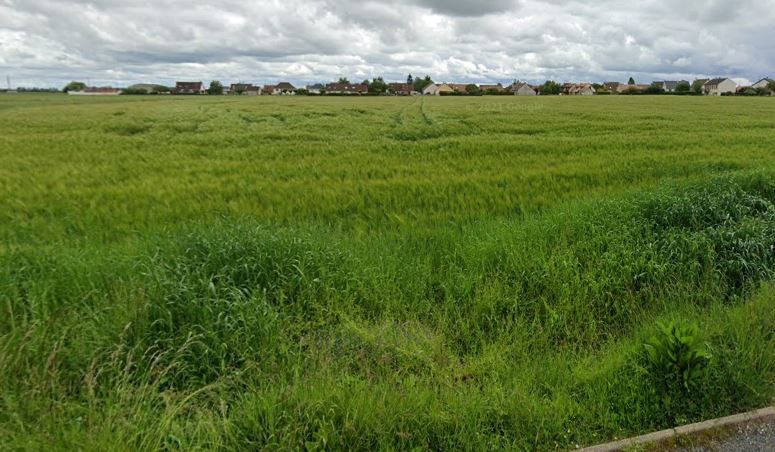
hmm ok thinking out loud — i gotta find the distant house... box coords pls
[437,84,455,95]
[661,80,688,93]
[306,83,325,94]
[650,81,685,92]
[448,83,469,93]
[752,78,773,89]
[387,83,412,95]
[262,85,276,95]
[230,83,248,94]
[565,84,596,96]
[174,82,205,95]
[576,84,596,96]
[273,82,297,95]
[325,83,368,95]
[703,78,736,96]
[230,83,260,95]
[388,83,414,95]
[68,87,122,96]
[479,83,505,94]
[508,82,537,96]
[423,83,454,95]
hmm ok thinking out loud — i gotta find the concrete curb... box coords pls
[580,406,775,452]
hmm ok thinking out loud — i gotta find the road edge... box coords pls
[580,406,775,452]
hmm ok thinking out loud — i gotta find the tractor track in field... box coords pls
[419,97,434,125]
[392,96,420,127]
[390,96,442,141]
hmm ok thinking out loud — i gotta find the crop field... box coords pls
[2,94,775,450]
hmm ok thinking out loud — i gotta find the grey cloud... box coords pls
[412,0,519,16]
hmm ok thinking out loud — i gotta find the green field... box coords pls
[2,94,775,450]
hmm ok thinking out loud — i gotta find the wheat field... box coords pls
[2,94,775,450]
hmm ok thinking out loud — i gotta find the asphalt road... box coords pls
[673,417,775,452]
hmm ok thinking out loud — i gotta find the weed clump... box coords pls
[643,320,711,391]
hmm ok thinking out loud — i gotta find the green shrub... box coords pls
[643,320,710,391]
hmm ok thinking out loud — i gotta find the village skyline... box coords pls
[51,76,774,97]
[3,70,768,92]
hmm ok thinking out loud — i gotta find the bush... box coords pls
[121,88,150,95]
[643,320,710,391]
[675,81,691,93]
[620,87,644,95]
[465,84,482,95]
[645,84,666,95]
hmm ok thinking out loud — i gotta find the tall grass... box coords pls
[3,174,775,449]
[1,95,775,449]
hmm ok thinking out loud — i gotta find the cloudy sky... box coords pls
[1,0,774,88]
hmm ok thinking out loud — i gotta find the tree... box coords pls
[592,83,611,95]
[628,77,636,85]
[407,74,414,85]
[645,82,665,95]
[675,81,691,93]
[483,86,503,96]
[769,80,775,93]
[207,80,224,95]
[540,80,561,95]
[622,86,642,95]
[413,75,433,93]
[368,77,388,95]
[63,81,86,93]
[465,84,481,95]
[691,80,704,95]
[338,77,350,84]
